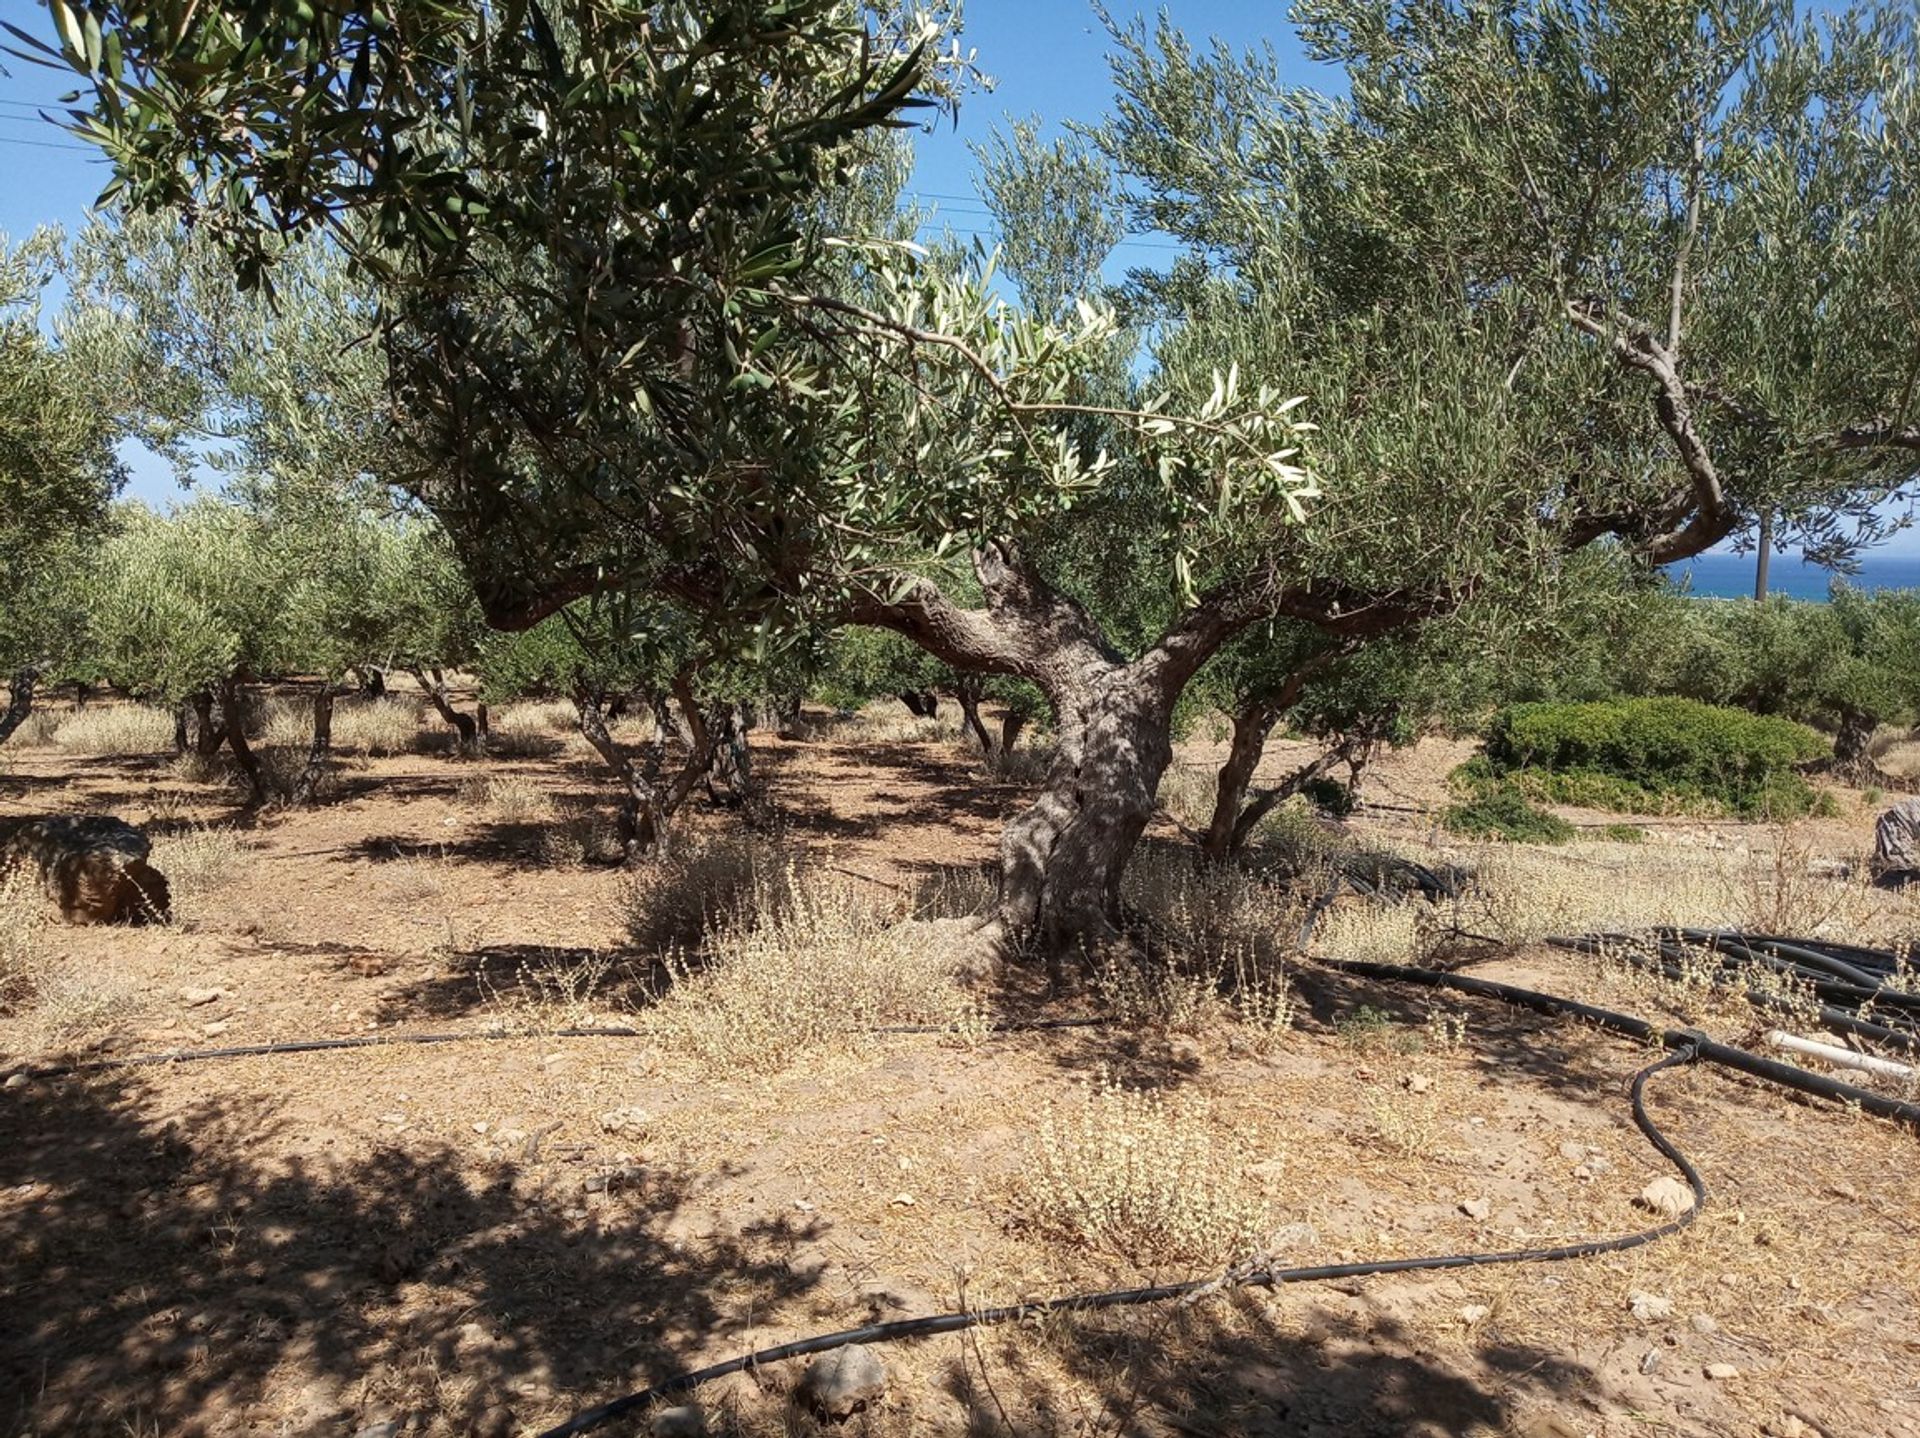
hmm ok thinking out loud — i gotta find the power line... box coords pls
[0,133,91,151]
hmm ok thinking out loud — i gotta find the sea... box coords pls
[1662,551,1920,601]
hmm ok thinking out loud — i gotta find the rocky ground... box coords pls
[2,692,1917,1438]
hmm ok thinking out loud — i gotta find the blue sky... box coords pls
[1,0,1911,557]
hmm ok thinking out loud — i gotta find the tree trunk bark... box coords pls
[954,679,994,755]
[189,690,227,755]
[358,665,387,698]
[173,705,190,755]
[993,669,1175,962]
[1829,707,1883,784]
[575,691,661,859]
[1201,700,1283,860]
[1000,707,1029,754]
[700,700,754,806]
[0,665,39,747]
[291,686,335,805]
[412,666,481,755]
[770,691,806,740]
[218,677,267,807]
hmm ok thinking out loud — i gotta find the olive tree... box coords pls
[0,233,124,741]
[47,0,1920,962]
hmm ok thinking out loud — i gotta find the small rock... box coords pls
[1704,1362,1740,1381]
[1628,1292,1674,1322]
[798,1344,888,1419]
[4,1073,26,1090]
[1764,1417,1810,1438]
[181,987,224,1007]
[1268,1221,1320,1251]
[1689,1313,1719,1335]
[599,1107,649,1136]
[202,1021,231,1037]
[1586,1155,1612,1175]
[1558,1140,1587,1161]
[470,1406,516,1438]
[889,1192,915,1207]
[649,1405,708,1437]
[1639,1349,1661,1375]
[1637,1177,1695,1218]
[353,1423,403,1438]
[1460,1197,1492,1221]
[1457,1303,1490,1324]
[1402,1073,1432,1093]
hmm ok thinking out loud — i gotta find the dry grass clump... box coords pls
[620,832,775,952]
[832,701,965,746]
[332,696,424,756]
[456,770,555,825]
[536,806,625,868]
[981,739,1056,786]
[51,703,174,756]
[1018,1070,1268,1268]
[1155,763,1218,833]
[0,868,48,1011]
[27,965,142,1045]
[640,866,977,1073]
[8,708,61,747]
[483,948,630,1034]
[151,825,251,927]
[486,698,574,758]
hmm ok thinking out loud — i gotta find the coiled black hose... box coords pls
[533,1042,1705,1438]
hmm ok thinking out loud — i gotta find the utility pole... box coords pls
[1754,510,1772,601]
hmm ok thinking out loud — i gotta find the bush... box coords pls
[1483,698,1826,816]
[51,704,175,756]
[1442,779,1575,843]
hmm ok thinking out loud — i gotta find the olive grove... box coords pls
[38,0,1920,961]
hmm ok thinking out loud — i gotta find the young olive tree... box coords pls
[0,234,125,740]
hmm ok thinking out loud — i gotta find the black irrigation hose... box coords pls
[1547,936,1920,1057]
[1319,956,1920,1129]
[0,1016,1116,1085]
[533,1043,1706,1438]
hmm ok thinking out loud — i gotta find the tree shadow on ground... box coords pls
[0,1072,825,1437]
[934,1287,1602,1437]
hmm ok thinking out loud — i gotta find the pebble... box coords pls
[1459,1197,1492,1220]
[181,987,225,1007]
[1558,1140,1587,1161]
[4,1073,26,1090]
[598,1107,649,1136]
[1639,1349,1661,1375]
[1689,1313,1719,1335]
[650,1405,708,1437]
[798,1345,888,1419]
[1704,1362,1740,1381]
[1457,1303,1490,1324]
[202,1021,231,1037]
[1628,1292,1674,1322]
[1637,1177,1695,1217]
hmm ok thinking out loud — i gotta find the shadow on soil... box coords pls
[0,1072,821,1437]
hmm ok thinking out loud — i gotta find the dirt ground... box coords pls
[3,692,1918,1438]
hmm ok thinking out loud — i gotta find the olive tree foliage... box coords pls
[1043,0,1920,890]
[1613,587,1920,781]
[0,233,126,742]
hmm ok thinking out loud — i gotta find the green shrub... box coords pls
[1482,698,1825,816]
[1301,776,1356,817]
[1442,763,1575,843]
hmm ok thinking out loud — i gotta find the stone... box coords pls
[1402,1073,1432,1093]
[1704,1362,1740,1381]
[1689,1313,1719,1335]
[1558,1141,1587,1161]
[649,1405,708,1437]
[1872,798,1920,884]
[1459,1197,1492,1220]
[353,1423,403,1438]
[798,1344,888,1419]
[1639,1349,1662,1375]
[1637,1177,1695,1218]
[599,1107,649,1137]
[0,815,170,924]
[4,1072,26,1090]
[181,987,225,1007]
[1629,1292,1674,1322]
[1457,1304,1490,1324]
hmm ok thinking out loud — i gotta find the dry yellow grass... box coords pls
[0,868,48,1011]
[639,864,978,1074]
[50,704,174,756]
[331,696,424,756]
[150,825,252,928]
[455,771,555,825]
[1018,1069,1269,1268]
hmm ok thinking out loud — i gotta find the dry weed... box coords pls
[51,704,174,756]
[151,825,251,927]
[1155,763,1219,832]
[620,833,774,952]
[486,699,574,758]
[331,696,424,756]
[640,866,973,1073]
[483,949,628,1034]
[982,740,1056,786]
[834,701,965,746]
[8,708,61,747]
[26,964,142,1044]
[1019,1069,1268,1268]
[0,868,48,1011]
[536,807,624,868]
[456,771,555,825]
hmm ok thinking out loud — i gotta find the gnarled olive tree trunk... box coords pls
[0,665,40,747]
[290,686,336,806]
[217,676,268,807]
[411,666,483,755]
